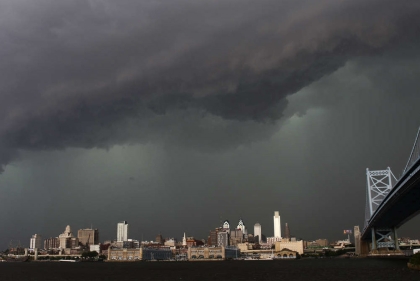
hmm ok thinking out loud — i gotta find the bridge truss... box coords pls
[363,127,420,252]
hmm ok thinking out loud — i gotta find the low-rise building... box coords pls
[164,238,177,247]
[186,237,204,247]
[108,248,142,261]
[107,247,172,261]
[275,248,298,259]
[266,237,282,246]
[188,246,225,260]
[90,244,100,253]
[275,240,304,255]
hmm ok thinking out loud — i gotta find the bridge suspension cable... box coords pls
[404,126,420,174]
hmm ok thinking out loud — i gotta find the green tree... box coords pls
[88,251,98,258]
[81,251,89,259]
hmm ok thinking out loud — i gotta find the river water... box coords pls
[0,258,419,281]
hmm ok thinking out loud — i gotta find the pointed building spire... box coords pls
[182,232,187,246]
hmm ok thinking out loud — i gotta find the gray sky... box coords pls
[1,0,420,249]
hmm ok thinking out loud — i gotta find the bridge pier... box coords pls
[393,227,400,251]
[371,228,377,251]
[368,227,403,256]
[354,226,370,256]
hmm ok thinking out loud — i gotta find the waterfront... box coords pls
[0,258,419,281]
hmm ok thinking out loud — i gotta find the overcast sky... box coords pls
[1,0,420,249]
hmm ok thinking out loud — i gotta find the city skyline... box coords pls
[20,214,298,249]
[10,211,413,250]
[1,1,420,249]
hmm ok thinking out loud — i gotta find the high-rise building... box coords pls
[44,237,60,250]
[273,211,281,238]
[254,223,261,243]
[209,228,220,246]
[30,234,42,249]
[78,228,99,246]
[59,225,74,249]
[117,221,128,242]
[222,220,230,230]
[155,234,164,244]
[237,219,247,235]
[217,231,229,247]
[284,223,290,239]
[230,229,243,245]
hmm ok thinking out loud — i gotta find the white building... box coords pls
[59,225,74,249]
[266,236,282,246]
[254,223,261,243]
[164,238,177,247]
[222,220,230,230]
[30,234,43,250]
[182,233,187,246]
[90,244,100,253]
[273,211,281,238]
[237,219,247,235]
[117,221,129,242]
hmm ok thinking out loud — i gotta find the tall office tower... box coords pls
[117,221,129,242]
[78,228,99,246]
[217,231,229,247]
[254,223,262,243]
[155,234,164,244]
[284,223,291,239]
[237,219,247,235]
[44,237,60,250]
[59,225,74,249]
[222,220,230,230]
[273,211,281,238]
[209,229,219,246]
[30,234,42,249]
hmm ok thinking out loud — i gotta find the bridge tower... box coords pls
[365,167,400,253]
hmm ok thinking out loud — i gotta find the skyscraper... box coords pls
[254,223,261,243]
[284,223,291,239]
[237,218,247,235]
[117,221,129,242]
[44,237,59,250]
[78,228,99,246]
[29,234,42,250]
[222,220,230,230]
[273,211,281,238]
[59,225,74,249]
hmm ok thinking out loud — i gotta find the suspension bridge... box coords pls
[356,127,420,255]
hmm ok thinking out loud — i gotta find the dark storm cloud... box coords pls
[1,0,420,171]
